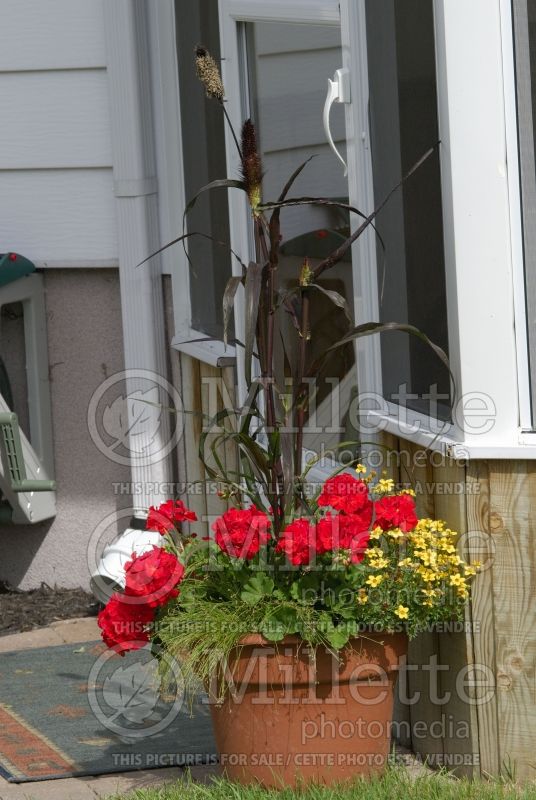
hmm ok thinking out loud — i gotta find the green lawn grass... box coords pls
[110,768,536,800]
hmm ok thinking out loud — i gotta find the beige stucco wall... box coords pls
[0,269,131,590]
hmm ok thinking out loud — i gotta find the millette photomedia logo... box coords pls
[87,369,184,466]
[87,643,187,739]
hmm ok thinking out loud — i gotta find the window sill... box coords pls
[171,331,236,368]
[367,409,536,460]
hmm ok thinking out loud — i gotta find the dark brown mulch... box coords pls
[0,582,99,637]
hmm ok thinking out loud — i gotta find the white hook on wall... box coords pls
[323,67,351,176]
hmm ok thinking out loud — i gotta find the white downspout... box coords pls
[91,0,173,602]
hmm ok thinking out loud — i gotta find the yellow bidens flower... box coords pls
[371,557,390,569]
[370,526,383,540]
[400,488,416,497]
[372,478,395,494]
[357,589,368,605]
[387,528,405,541]
[355,464,367,475]
[366,574,384,588]
[395,605,409,619]
[418,566,441,583]
[366,547,384,558]
[366,547,389,569]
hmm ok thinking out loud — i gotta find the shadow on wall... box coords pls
[0,519,53,588]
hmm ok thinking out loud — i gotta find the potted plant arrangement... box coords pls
[97,48,478,787]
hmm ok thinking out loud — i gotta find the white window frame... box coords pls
[148,0,237,370]
[430,0,533,457]
[217,0,384,423]
[149,0,536,459]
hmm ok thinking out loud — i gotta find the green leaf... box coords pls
[260,607,299,642]
[261,622,286,642]
[325,625,351,651]
[290,574,320,604]
[240,573,275,605]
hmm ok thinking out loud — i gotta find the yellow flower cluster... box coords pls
[402,518,478,603]
[366,547,390,570]
[357,513,479,618]
[372,478,395,495]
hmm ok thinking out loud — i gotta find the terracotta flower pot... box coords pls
[209,631,408,787]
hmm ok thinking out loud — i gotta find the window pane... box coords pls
[175,0,232,339]
[512,0,536,426]
[365,0,450,421]
[245,21,357,453]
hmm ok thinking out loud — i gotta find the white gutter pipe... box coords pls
[91,0,174,601]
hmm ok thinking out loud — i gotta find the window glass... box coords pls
[512,0,536,426]
[365,0,450,421]
[175,0,232,339]
[245,21,357,453]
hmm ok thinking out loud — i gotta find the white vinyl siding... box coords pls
[0,0,106,70]
[0,0,117,265]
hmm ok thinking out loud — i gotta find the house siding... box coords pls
[0,0,128,588]
[0,0,117,264]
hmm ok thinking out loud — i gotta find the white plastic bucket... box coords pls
[89,527,162,604]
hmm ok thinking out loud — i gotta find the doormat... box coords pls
[0,641,216,782]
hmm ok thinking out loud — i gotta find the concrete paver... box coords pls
[0,776,99,800]
[0,627,65,654]
[49,618,100,644]
[86,768,185,798]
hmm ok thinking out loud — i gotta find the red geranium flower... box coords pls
[124,546,184,608]
[146,499,197,534]
[374,494,418,532]
[97,593,154,654]
[276,518,316,566]
[317,473,372,516]
[213,506,271,560]
[316,513,371,562]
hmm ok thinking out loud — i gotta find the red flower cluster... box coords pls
[98,544,186,653]
[213,506,271,560]
[276,513,371,567]
[317,514,371,564]
[146,499,197,534]
[318,473,372,518]
[275,518,315,566]
[124,546,184,608]
[374,494,418,532]
[97,594,154,653]
[277,474,421,567]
